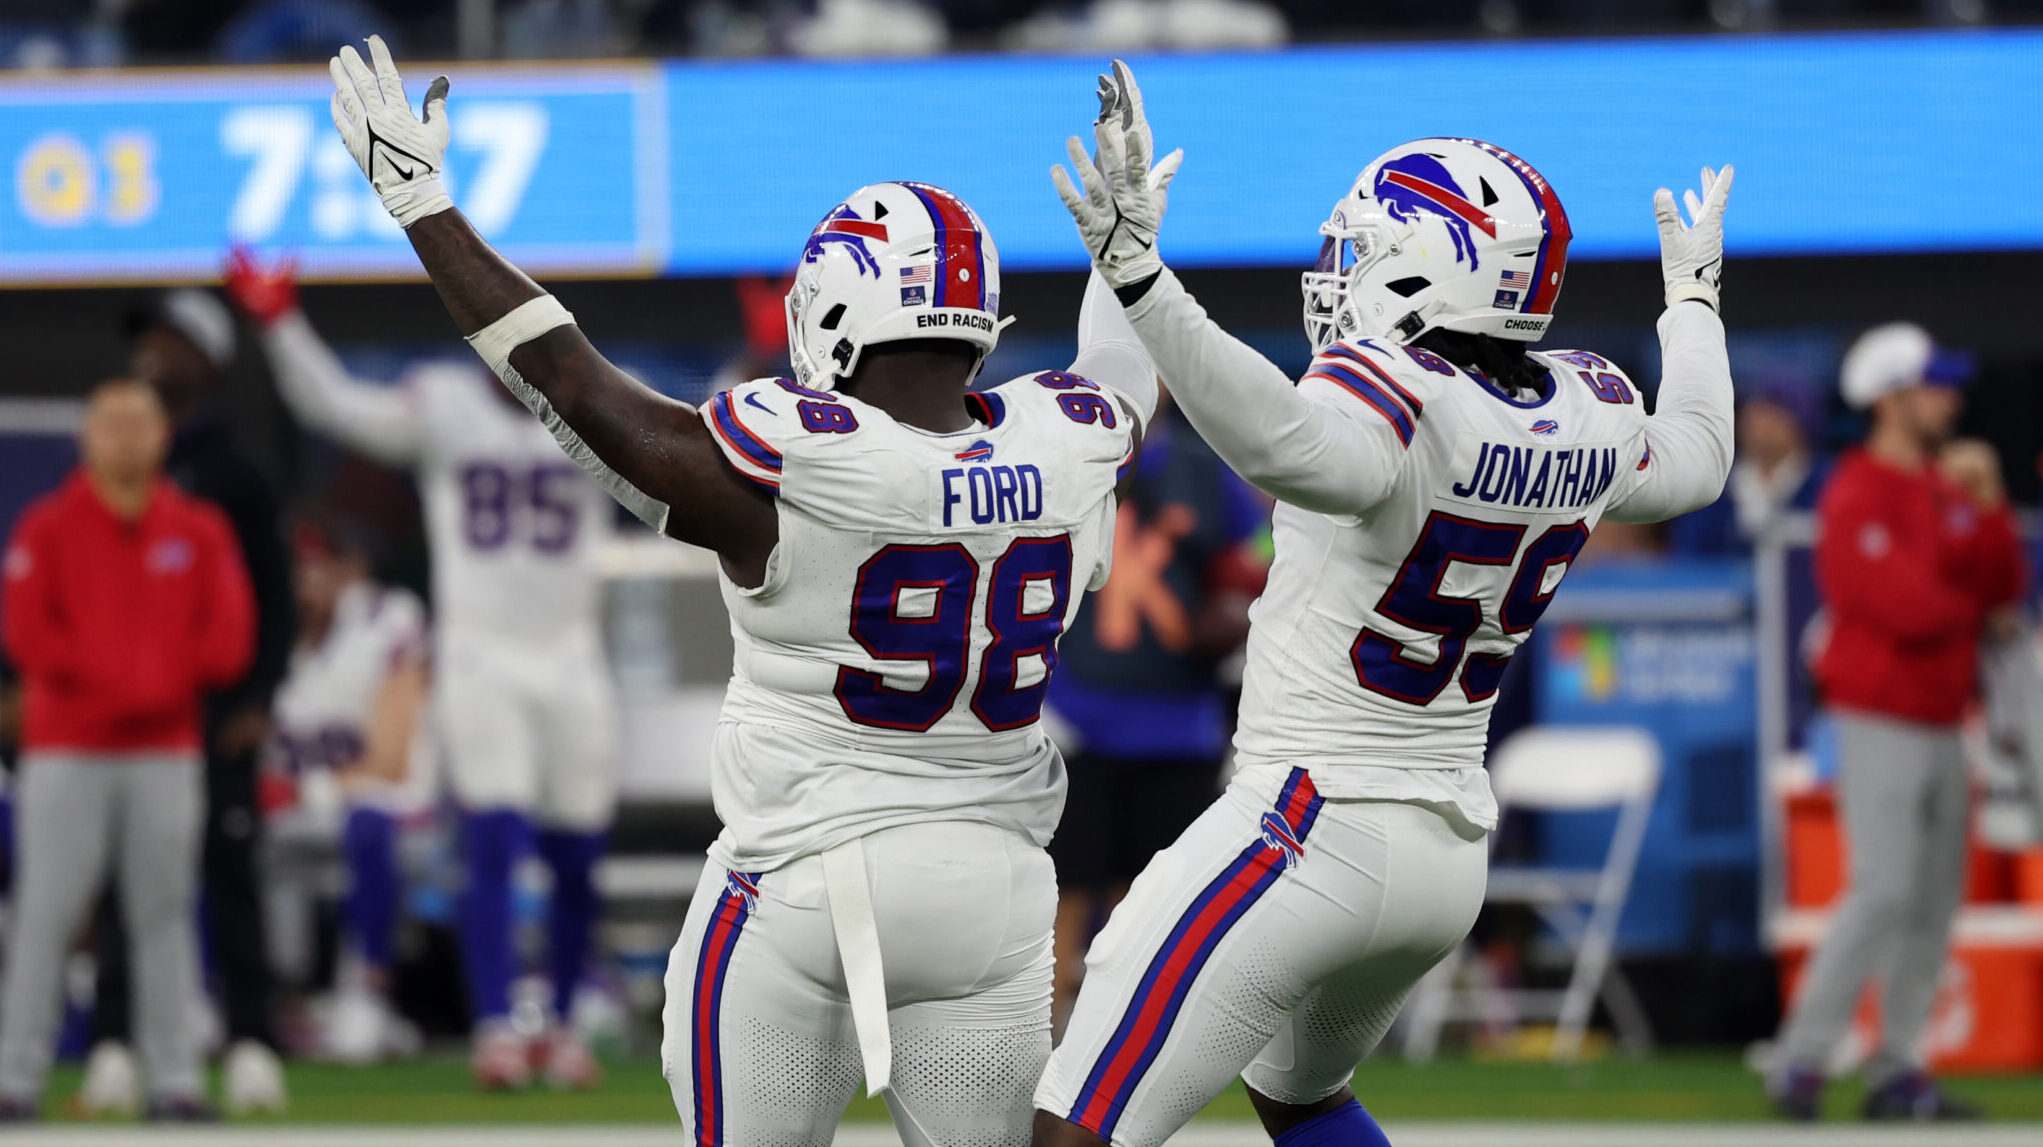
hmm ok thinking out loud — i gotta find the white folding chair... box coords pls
[1401,726,1661,1062]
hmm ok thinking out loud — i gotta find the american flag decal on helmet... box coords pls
[899,182,987,311]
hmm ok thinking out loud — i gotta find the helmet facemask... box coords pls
[1300,214,1418,353]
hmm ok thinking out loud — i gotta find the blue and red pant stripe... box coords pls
[1067,769,1325,1140]
[691,871,760,1147]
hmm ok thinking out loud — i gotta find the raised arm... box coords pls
[1119,270,1409,515]
[1606,166,1737,523]
[326,36,774,581]
[225,250,426,467]
[1070,269,1158,428]
[1054,63,1408,515]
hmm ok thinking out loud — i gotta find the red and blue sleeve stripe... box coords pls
[689,872,759,1147]
[1066,768,1324,1141]
[902,182,986,311]
[1321,344,1426,417]
[1304,361,1417,446]
[707,392,783,493]
[964,390,1007,428]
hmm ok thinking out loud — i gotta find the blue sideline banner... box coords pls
[0,29,2036,284]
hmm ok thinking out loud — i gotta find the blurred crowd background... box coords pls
[0,0,2039,1122]
[1,0,2041,67]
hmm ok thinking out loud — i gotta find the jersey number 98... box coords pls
[837,537,1073,732]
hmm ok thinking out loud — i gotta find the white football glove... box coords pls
[1654,164,1734,312]
[329,35,453,228]
[1051,59,1184,290]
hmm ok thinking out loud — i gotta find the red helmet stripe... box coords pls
[1458,139,1572,316]
[901,182,985,311]
[1379,170,1498,238]
[823,218,889,241]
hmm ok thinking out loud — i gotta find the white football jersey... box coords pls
[404,365,613,649]
[269,582,426,782]
[700,371,1134,871]
[262,318,614,655]
[1234,339,1656,803]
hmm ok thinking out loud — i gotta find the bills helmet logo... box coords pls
[954,439,995,464]
[803,205,889,277]
[1530,419,1560,437]
[1260,812,1305,870]
[1373,153,1498,271]
[725,870,761,913]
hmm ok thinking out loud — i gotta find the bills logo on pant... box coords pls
[725,870,760,914]
[1259,811,1304,869]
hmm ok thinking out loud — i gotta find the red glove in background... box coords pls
[222,245,300,327]
[736,275,793,364]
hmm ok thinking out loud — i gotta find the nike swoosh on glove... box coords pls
[329,34,453,228]
[1052,59,1184,291]
[1655,164,1734,311]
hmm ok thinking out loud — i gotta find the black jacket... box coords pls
[165,411,295,733]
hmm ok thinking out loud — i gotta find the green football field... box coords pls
[34,1051,2043,1125]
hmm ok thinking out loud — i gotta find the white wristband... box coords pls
[466,295,576,377]
[1665,282,1719,312]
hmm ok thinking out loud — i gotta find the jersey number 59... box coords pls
[837,538,1073,732]
[1352,510,1590,705]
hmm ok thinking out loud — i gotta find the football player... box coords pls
[262,517,430,1064]
[224,249,619,1090]
[1034,63,1735,1147]
[324,37,1159,1145]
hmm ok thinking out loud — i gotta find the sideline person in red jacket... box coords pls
[0,378,254,1121]
[1768,324,2023,1123]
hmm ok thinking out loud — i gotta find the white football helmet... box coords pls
[1301,138,1572,352]
[785,181,1004,391]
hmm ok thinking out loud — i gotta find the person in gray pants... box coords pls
[0,380,255,1119]
[1769,324,2024,1121]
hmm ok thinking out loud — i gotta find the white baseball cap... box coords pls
[1838,321,1973,410]
[128,288,236,369]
